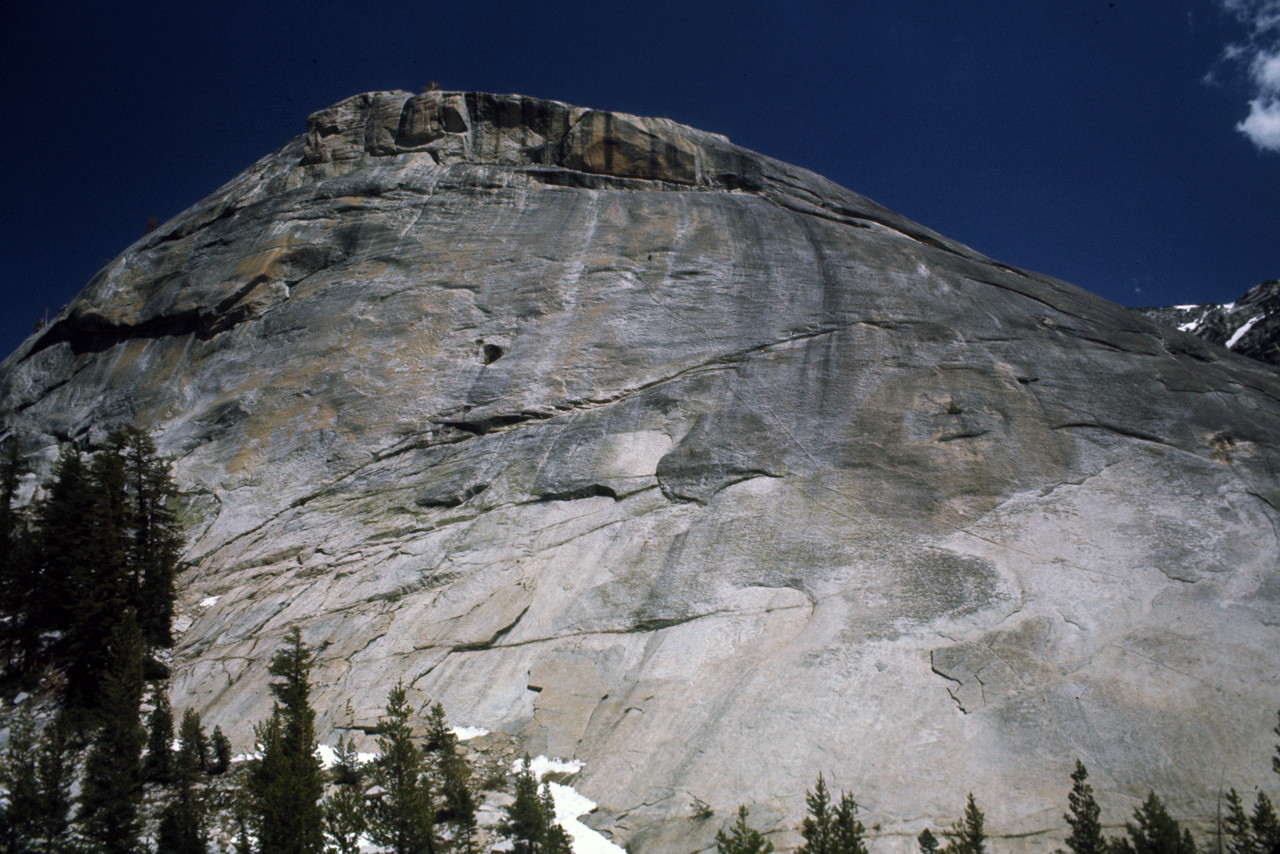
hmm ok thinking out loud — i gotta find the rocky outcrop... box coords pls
[3,91,1280,853]
[1139,279,1280,367]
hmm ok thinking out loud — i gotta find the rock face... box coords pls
[3,90,1280,853]
[1138,279,1280,367]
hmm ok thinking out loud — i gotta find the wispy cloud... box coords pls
[1215,0,1280,152]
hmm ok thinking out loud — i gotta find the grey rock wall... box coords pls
[3,90,1279,853]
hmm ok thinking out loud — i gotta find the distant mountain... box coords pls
[1138,279,1280,367]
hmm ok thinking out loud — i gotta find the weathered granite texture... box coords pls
[3,90,1280,853]
[1139,279,1280,367]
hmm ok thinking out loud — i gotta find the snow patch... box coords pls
[516,756,625,854]
[548,782,626,854]
[1178,320,1202,333]
[1227,316,1261,348]
[317,743,379,769]
[451,725,489,741]
[198,596,220,608]
[520,755,584,779]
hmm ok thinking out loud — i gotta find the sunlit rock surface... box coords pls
[3,90,1279,853]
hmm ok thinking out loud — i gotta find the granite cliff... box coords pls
[2,90,1279,853]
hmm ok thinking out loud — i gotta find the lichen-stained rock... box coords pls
[3,90,1280,854]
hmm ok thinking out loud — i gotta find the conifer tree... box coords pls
[943,794,986,854]
[210,726,232,776]
[1272,710,1280,780]
[424,701,476,831]
[247,627,325,854]
[146,683,176,784]
[0,437,36,674]
[368,681,436,854]
[31,449,97,681]
[800,774,836,854]
[1251,793,1280,854]
[1225,790,1254,854]
[31,712,76,854]
[920,828,941,854]
[1113,792,1197,854]
[538,782,573,854]
[77,609,147,854]
[323,737,367,854]
[834,791,868,854]
[156,717,209,854]
[715,805,774,854]
[500,758,571,853]
[178,708,210,774]
[118,427,182,650]
[503,758,546,853]
[0,709,40,853]
[232,795,253,854]
[61,446,136,722]
[1065,760,1106,854]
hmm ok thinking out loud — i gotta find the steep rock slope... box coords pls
[3,90,1280,853]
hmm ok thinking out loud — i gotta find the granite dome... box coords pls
[2,90,1279,853]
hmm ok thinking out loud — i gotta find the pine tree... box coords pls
[503,757,547,853]
[156,724,209,854]
[423,702,476,831]
[834,791,868,854]
[146,683,176,784]
[1115,792,1197,854]
[0,708,40,853]
[31,712,76,854]
[1252,793,1280,854]
[715,805,774,854]
[60,446,135,722]
[210,726,232,776]
[77,609,147,854]
[944,794,986,854]
[1272,710,1280,780]
[117,427,182,650]
[539,782,573,854]
[30,449,97,682]
[0,436,36,675]
[800,774,836,854]
[368,681,436,854]
[323,737,367,854]
[1224,790,1254,854]
[920,828,941,854]
[1065,760,1107,854]
[247,627,325,854]
[500,758,571,853]
[178,708,210,774]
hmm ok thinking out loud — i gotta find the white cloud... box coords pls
[1215,0,1280,151]
[1253,50,1280,92]
[1237,97,1280,149]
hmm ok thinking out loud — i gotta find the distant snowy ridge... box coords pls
[1137,279,1280,367]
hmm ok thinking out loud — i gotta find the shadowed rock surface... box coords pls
[3,90,1279,853]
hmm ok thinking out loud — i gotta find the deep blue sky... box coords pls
[1,1,1277,359]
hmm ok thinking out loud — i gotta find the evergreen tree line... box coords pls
[240,627,572,854]
[0,428,182,723]
[715,729,1280,854]
[1,627,571,854]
